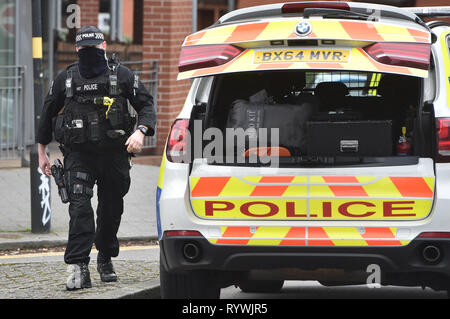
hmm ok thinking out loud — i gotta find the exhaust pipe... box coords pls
[422,245,441,263]
[183,242,201,262]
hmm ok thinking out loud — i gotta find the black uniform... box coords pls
[37,60,156,265]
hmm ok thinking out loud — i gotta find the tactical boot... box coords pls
[66,262,92,291]
[97,252,118,282]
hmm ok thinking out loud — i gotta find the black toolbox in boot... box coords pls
[306,120,393,157]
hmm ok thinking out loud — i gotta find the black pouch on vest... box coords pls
[69,117,86,144]
[107,105,123,129]
[87,112,100,143]
[54,114,65,144]
[124,113,136,134]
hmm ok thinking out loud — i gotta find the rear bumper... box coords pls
[160,235,450,287]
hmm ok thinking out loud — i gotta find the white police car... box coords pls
[156,2,450,298]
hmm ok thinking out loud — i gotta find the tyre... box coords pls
[239,280,284,293]
[160,263,221,299]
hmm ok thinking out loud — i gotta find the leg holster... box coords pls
[67,171,94,200]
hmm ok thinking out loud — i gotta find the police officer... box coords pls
[36,26,156,290]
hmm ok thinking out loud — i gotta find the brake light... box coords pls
[166,119,190,163]
[418,232,450,238]
[363,42,431,70]
[179,44,245,72]
[165,230,202,237]
[282,2,350,13]
[436,118,450,162]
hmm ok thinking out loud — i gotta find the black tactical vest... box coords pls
[54,61,135,151]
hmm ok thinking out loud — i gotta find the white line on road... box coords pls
[0,245,159,260]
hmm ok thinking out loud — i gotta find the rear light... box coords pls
[363,42,431,70]
[178,44,245,72]
[166,119,190,163]
[418,232,450,238]
[282,2,350,13]
[436,118,450,162]
[165,230,202,237]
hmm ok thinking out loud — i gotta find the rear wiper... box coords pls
[303,8,374,21]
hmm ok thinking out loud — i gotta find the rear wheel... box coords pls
[239,279,284,293]
[160,264,221,299]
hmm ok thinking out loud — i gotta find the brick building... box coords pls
[72,0,450,154]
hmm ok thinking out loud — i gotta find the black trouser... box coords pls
[63,149,131,264]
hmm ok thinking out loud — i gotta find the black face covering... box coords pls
[77,47,108,79]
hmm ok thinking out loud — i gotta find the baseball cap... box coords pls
[75,26,105,47]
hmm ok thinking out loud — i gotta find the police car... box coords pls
[157,2,450,298]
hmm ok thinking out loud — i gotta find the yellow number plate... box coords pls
[254,49,350,64]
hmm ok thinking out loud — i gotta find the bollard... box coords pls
[30,147,51,233]
[30,0,51,233]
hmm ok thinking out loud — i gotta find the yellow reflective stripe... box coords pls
[178,47,428,80]
[282,185,308,197]
[252,226,290,239]
[423,177,435,192]
[191,198,432,220]
[309,19,350,39]
[191,176,435,198]
[361,177,403,198]
[183,20,429,47]
[194,24,238,45]
[440,31,450,109]
[189,176,201,191]
[207,226,410,246]
[157,154,166,189]
[219,176,257,197]
[254,20,297,41]
[247,227,290,245]
[374,23,415,42]
[368,73,377,95]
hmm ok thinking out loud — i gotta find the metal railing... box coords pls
[0,65,26,163]
[121,59,158,149]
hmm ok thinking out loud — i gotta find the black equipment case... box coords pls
[306,120,393,157]
[227,99,314,154]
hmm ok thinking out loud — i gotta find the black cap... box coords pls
[75,26,105,47]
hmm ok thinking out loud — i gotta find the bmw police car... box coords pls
[157,2,450,298]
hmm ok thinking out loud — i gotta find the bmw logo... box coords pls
[295,20,312,37]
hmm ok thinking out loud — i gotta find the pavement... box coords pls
[0,143,162,299]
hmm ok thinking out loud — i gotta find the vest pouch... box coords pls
[107,104,123,129]
[124,113,137,135]
[54,114,65,144]
[87,112,100,143]
[68,117,87,144]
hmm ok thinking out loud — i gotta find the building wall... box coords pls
[123,0,134,40]
[78,0,99,27]
[142,0,193,153]
[417,0,450,5]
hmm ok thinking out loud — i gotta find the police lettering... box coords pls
[203,200,417,218]
[83,84,98,91]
